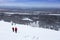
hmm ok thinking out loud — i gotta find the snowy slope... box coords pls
[0,20,60,40]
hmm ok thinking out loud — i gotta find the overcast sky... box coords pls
[0,0,60,8]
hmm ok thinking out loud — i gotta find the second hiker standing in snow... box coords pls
[15,27,17,33]
[12,27,14,32]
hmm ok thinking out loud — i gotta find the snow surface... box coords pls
[0,20,60,40]
[22,18,33,21]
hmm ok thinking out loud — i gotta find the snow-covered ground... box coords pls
[0,20,60,40]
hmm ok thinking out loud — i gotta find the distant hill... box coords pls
[0,6,60,14]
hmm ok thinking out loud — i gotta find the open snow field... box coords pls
[0,20,60,40]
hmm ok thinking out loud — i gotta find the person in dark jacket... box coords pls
[15,27,17,33]
[12,27,14,32]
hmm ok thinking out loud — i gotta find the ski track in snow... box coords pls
[0,20,60,40]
